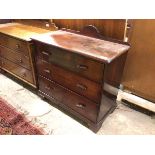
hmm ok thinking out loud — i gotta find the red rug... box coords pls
[0,97,44,135]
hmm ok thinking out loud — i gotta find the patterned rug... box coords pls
[0,97,44,135]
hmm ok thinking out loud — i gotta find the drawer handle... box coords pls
[41,59,48,63]
[42,51,50,56]
[76,64,88,70]
[76,83,87,91]
[16,44,20,49]
[76,103,86,109]
[44,69,50,74]
[45,86,51,90]
[45,86,54,90]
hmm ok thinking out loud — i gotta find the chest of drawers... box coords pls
[32,28,130,132]
[0,23,52,87]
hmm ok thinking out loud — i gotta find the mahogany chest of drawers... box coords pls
[32,29,130,132]
[0,23,51,87]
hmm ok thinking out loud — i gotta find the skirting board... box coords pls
[104,83,155,113]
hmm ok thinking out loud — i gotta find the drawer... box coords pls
[0,33,29,56]
[37,59,102,103]
[0,45,31,70]
[1,57,34,84]
[36,42,104,83]
[39,76,98,122]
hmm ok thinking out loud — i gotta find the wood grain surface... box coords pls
[52,19,126,40]
[32,30,129,63]
[122,19,155,102]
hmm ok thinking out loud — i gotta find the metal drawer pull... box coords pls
[44,69,50,73]
[41,59,48,63]
[16,44,20,49]
[45,86,51,90]
[42,51,49,56]
[45,86,54,90]
[76,83,87,91]
[76,103,86,109]
[76,64,88,70]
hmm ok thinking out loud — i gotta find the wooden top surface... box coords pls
[32,30,130,63]
[0,23,50,41]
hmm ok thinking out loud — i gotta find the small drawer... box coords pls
[1,57,34,84]
[37,59,102,103]
[0,33,29,56]
[36,42,104,83]
[0,45,31,70]
[38,76,98,122]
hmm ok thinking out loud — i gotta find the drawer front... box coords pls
[39,76,98,122]
[1,57,34,84]
[37,59,102,103]
[36,42,104,83]
[0,46,31,70]
[0,33,29,55]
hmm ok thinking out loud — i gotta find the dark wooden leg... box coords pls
[109,105,117,114]
[87,105,117,133]
[87,122,103,133]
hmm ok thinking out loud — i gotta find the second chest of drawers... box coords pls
[0,23,54,87]
[0,33,36,87]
